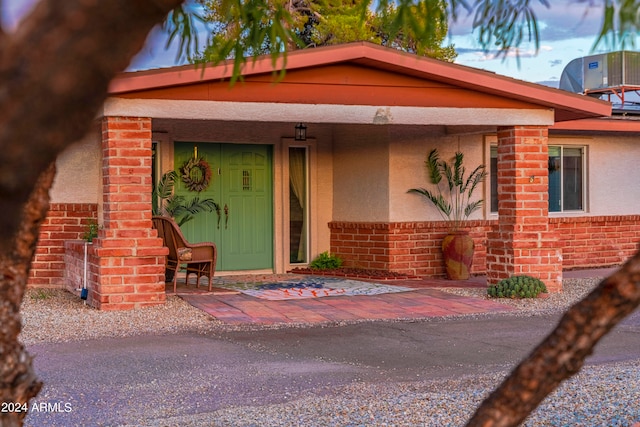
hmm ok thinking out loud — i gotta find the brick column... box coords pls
[91,116,168,310]
[486,126,562,292]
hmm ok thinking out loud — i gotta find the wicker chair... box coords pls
[152,216,217,292]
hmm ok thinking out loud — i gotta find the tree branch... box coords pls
[466,250,640,426]
[0,0,184,254]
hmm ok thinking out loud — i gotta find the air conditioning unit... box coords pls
[583,51,640,91]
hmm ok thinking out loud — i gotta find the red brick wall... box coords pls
[329,220,495,277]
[487,126,562,291]
[64,240,97,296]
[92,116,168,310]
[552,215,640,269]
[28,203,98,287]
[330,215,640,278]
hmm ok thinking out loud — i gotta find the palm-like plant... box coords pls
[153,171,219,226]
[408,149,487,231]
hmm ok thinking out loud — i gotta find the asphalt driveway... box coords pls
[24,309,640,426]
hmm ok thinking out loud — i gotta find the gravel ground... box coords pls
[20,291,225,345]
[20,277,602,345]
[436,277,603,316]
[136,361,640,427]
[19,277,640,427]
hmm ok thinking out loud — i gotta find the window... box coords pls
[490,145,585,213]
[548,146,584,212]
[490,146,498,213]
[289,147,308,263]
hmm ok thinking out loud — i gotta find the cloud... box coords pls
[536,1,604,41]
[449,0,604,43]
[468,46,552,62]
[453,47,485,55]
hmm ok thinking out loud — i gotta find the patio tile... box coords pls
[172,268,612,325]
[173,274,515,325]
[295,300,364,322]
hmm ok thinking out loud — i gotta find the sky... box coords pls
[448,1,611,87]
[3,1,618,88]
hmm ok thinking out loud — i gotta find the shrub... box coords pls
[487,275,548,299]
[310,252,343,270]
[82,218,99,242]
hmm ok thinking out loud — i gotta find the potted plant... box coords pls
[408,149,487,280]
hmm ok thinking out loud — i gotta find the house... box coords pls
[29,42,640,310]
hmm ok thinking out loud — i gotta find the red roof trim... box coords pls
[111,42,611,121]
[551,117,640,132]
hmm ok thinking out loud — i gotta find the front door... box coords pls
[174,142,274,271]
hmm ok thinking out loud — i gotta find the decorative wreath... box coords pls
[180,157,212,192]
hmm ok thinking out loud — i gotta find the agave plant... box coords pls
[153,171,219,226]
[408,149,487,231]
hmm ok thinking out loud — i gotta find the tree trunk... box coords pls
[0,164,56,426]
[0,1,183,425]
[466,251,640,426]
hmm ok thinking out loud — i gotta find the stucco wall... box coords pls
[313,132,334,257]
[556,134,640,216]
[387,130,640,222]
[389,127,486,222]
[332,124,390,222]
[50,131,101,204]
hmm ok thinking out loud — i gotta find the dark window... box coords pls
[490,145,584,214]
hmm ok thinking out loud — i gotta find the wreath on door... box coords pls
[180,157,212,192]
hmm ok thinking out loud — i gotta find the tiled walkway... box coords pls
[171,268,616,325]
[171,274,512,324]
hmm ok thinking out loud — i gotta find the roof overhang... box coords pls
[551,116,640,133]
[109,42,612,123]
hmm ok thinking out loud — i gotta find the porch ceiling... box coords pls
[150,118,487,137]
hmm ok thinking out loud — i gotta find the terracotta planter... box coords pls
[442,231,475,280]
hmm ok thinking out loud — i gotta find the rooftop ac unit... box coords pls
[559,51,640,94]
[583,51,640,91]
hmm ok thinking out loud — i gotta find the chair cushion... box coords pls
[177,247,193,261]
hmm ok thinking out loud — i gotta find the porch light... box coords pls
[294,123,307,141]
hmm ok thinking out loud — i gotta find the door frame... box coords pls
[278,138,317,273]
[154,136,317,274]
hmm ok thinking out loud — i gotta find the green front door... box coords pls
[174,142,273,271]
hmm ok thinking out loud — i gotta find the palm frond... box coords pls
[464,199,484,218]
[164,195,188,218]
[453,152,464,186]
[409,149,486,231]
[425,148,442,184]
[408,188,452,219]
[441,161,455,192]
[466,166,488,197]
[174,196,219,225]
[183,197,218,215]
[153,169,219,226]
[155,171,178,199]
[177,214,194,227]
[153,171,179,215]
